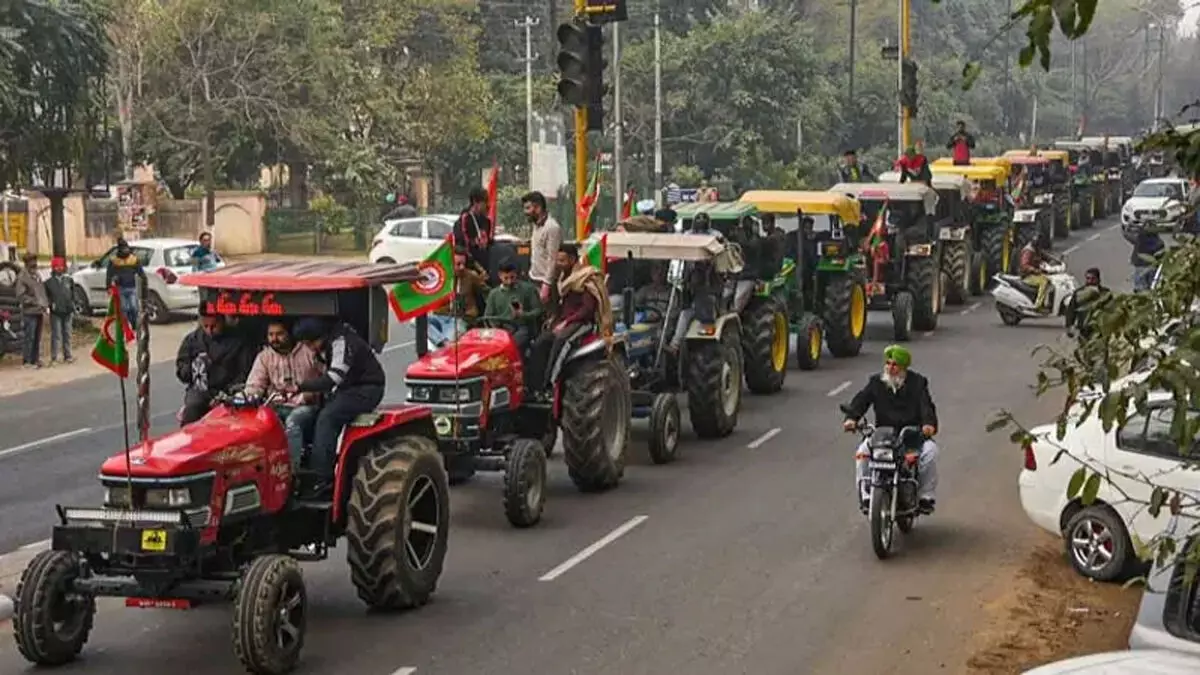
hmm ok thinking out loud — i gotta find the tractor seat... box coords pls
[998,274,1041,297]
[349,412,382,428]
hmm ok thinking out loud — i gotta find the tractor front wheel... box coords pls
[942,240,970,305]
[232,554,307,675]
[906,255,941,332]
[13,550,96,667]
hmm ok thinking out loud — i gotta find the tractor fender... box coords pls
[331,404,438,524]
[685,313,741,341]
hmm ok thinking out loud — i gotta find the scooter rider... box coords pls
[1018,232,1054,313]
[841,345,939,515]
[290,317,386,495]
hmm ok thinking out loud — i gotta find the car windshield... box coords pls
[164,245,201,267]
[1132,183,1182,200]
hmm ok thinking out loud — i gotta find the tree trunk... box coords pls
[287,160,308,208]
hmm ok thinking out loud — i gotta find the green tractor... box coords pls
[738,190,868,364]
[931,161,1014,291]
[1054,140,1106,224]
[1006,153,1069,239]
[674,201,792,395]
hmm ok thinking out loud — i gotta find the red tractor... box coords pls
[12,262,450,675]
[408,315,631,528]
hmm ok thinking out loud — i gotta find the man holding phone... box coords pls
[483,259,543,350]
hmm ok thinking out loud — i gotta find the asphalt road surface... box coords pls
[0,220,1131,675]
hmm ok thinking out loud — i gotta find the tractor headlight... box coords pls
[104,486,132,508]
[144,487,193,508]
[819,241,843,257]
[408,385,433,402]
[438,385,480,403]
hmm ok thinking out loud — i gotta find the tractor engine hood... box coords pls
[99,406,286,479]
[405,327,522,381]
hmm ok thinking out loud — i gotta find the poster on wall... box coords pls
[115,182,157,239]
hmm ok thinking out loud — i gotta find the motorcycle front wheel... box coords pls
[869,485,895,560]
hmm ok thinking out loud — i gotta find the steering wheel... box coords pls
[633,306,665,324]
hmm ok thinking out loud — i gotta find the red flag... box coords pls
[620,188,635,220]
[486,160,499,227]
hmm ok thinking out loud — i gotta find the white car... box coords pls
[73,237,224,324]
[1019,389,1200,582]
[1023,649,1200,674]
[368,214,458,263]
[1128,534,1200,655]
[1121,178,1191,228]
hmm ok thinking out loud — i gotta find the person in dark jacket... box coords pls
[106,238,146,330]
[291,318,386,491]
[383,194,419,220]
[1123,225,1165,292]
[841,344,939,513]
[175,314,256,425]
[14,253,48,368]
[44,258,77,363]
[1065,268,1111,339]
[455,187,492,271]
[838,149,875,183]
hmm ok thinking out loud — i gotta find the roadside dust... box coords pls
[966,542,1140,673]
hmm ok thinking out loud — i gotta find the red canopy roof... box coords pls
[180,260,422,292]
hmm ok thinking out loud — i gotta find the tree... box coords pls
[0,0,110,189]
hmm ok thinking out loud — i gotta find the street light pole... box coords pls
[517,16,540,189]
[1155,23,1165,127]
[613,21,623,220]
[848,0,857,106]
[654,9,663,207]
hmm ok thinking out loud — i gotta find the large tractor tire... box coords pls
[345,435,449,610]
[13,550,96,666]
[1079,195,1095,228]
[686,329,742,439]
[942,240,971,306]
[561,355,631,492]
[742,297,787,394]
[822,274,867,358]
[793,313,822,371]
[906,255,941,332]
[232,554,307,675]
[1052,201,1070,239]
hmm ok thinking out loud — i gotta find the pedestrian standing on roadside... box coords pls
[523,190,564,306]
[106,238,146,330]
[14,253,48,369]
[44,258,76,364]
[190,231,221,272]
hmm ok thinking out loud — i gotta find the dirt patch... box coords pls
[967,543,1140,673]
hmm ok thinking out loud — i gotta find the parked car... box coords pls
[1129,535,1200,655]
[72,238,223,324]
[367,214,457,263]
[1019,389,1200,581]
[1023,649,1200,673]
[1121,178,1191,229]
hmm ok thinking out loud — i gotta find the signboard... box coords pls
[1,212,26,247]
[201,290,338,317]
[530,112,569,197]
[664,186,699,205]
[583,0,628,23]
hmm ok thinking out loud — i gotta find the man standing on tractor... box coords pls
[176,314,257,425]
[484,258,543,350]
[1018,232,1054,314]
[525,244,611,392]
[523,190,564,306]
[244,320,324,469]
[838,149,875,183]
[895,143,932,185]
[946,120,976,165]
[455,188,493,272]
[290,317,387,495]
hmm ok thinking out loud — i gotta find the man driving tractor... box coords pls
[244,320,324,470]
[525,244,612,393]
[484,258,543,351]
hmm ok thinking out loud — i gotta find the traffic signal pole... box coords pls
[574,0,589,240]
[900,0,912,151]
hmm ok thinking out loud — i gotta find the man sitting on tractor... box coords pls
[244,319,324,469]
[634,262,673,323]
[290,317,387,495]
[175,314,257,425]
[428,247,489,348]
[526,244,612,392]
[483,258,543,351]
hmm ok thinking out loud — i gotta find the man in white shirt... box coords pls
[523,190,563,304]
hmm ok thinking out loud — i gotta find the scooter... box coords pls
[0,310,20,360]
[991,259,1078,326]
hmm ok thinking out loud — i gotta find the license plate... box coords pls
[869,461,896,469]
[140,529,167,552]
[126,597,192,610]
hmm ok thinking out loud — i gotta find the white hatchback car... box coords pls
[367,214,458,264]
[72,237,223,323]
[1023,649,1200,674]
[1121,178,1191,228]
[1019,390,1200,582]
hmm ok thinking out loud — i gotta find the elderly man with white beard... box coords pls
[841,344,940,515]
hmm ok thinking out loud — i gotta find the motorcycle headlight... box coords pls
[871,447,894,462]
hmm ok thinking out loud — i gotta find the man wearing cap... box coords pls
[840,345,940,514]
[838,149,875,183]
[654,208,678,232]
[14,253,49,368]
[44,257,77,364]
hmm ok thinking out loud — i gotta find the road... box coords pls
[0,221,1129,675]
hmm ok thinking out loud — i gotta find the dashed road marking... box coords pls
[539,516,649,581]
[923,331,935,338]
[390,668,417,675]
[1064,244,1080,255]
[1086,232,1102,242]
[747,428,781,449]
[383,340,416,354]
[20,539,49,551]
[827,381,852,398]
[0,427,94,460]
[959,301,981,316]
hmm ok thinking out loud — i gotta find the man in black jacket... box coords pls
[838,149,875,183]
[1065,267,1111,339]
[291,318,386,492]
[175,314,256,425]
[841,344,940,514]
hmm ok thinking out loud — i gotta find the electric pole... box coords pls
[654,8,663,207]
[897,0,912,154]
[848,0,857,108]
[517,16,541,190]
[612,21,623,221]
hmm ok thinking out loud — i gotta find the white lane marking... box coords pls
[383,340,416,354]
[539,515,649,582]
[0,427,93,460]
[1086,233,1102,242]
[923,331,935,338]
[827,380,852,398]
[1063,244,1080,255]
[20,539,49,551]
[390,668,417,675]
[959,301,981,316]
[747,427,781,449]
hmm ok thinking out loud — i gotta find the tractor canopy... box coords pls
[829,182,938,215]
[673,201,758,238]
[180,260,421,353]
[931,163,1009,186]
[738,190,862,224]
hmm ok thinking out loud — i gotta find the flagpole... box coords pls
[135,274,150,442]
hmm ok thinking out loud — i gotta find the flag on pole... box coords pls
[620,188,635,220]
[862,201,889,255]
[486,160,499,227]
[92,285,134,378]
[388,237,456,321]
[575,155,602,237]
[582,233,608,275]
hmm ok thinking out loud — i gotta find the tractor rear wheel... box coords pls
[942,241,970,306]
[742,298,787,394]
[345,435,449,610]
[980,225,1008,279]
[561,355,630,492]
[686,329,742,439]
[907,255,941,332]
[822,274,866,358]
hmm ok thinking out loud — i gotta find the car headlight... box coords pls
[871,447,894,461]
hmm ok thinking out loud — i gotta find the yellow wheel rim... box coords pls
[809,324,822,361]
[849,284,866,338]
[979,258,987,290]
[771,313,788,372]
[1002,234,1012,273]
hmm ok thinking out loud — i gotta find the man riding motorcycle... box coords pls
[175,314,256,425]
[1064,267,1111,340]
[1018,233,1055,314]
[841,345,939,515]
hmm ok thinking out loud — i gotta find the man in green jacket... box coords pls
[483,259,543,350]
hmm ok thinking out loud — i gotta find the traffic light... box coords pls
[900,58,919,112]
[556,21,606,130]
[584,24,606,131]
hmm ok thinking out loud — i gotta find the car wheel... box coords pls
[72,286,92,317]
[1062,506,1133,582]
[376,257,396,264]
[146,292,170,325]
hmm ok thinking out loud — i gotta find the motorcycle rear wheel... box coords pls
[869,485,895,560]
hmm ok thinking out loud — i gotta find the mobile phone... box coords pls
[511,300,521,310]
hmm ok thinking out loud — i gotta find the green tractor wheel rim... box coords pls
[850,284,866,338]
[771,312,788,372]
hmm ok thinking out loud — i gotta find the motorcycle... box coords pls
[843,406,927,560]
[990,259,1078,326]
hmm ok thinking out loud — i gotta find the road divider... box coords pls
[747,428,781,449]
[539,515,648,582]
[0,427,94,460]
[827,381,852,398]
